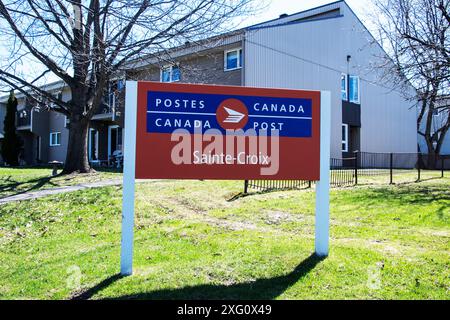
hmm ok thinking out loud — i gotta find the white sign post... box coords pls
[119,82,331,275]
[120,81,138,276]
[315,91,331,257]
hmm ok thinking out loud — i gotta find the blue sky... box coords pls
[0,0,377,89]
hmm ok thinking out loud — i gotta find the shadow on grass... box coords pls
[0,174,60,199]
[71,274,124,300]
[362,183,450,205]
[74,253,324,300]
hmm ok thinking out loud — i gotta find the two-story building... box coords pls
[127,0,417,159]
[0,1,418,166]
[1,80,124,165]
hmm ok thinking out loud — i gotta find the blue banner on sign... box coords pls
[146,91,312,137]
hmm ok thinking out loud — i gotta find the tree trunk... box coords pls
[426,153,437,170]
[62,117,92,174]
[425,141,437,170]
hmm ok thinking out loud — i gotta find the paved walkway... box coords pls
[0,179,123,204]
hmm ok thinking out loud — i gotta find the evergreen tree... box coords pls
[1,91,22,166]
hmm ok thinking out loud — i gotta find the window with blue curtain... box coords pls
[341,74,348,100]
[161,65,180,83]
[349,75,360,104]
[225,48,242,70]
[226,51,238,69]
[171,66,180,82]
[161,67,171,82]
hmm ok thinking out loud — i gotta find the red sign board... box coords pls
[134,82,320,180]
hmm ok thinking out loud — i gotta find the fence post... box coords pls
[442,157,444,178]
[308,180,312,188]
[389,153,393,184]
[244,180,248,194]
[354,151,358,185]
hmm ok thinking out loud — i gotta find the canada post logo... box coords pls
[146,91,312,137]
[216,98,249,130]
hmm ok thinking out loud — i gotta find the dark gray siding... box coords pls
[342,101,361,127]
[47,111,68,162]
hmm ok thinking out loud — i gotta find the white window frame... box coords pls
[349,75,360,104]
[341,73,348,101]
[160,64,180,83]
[88,128,99,161]
[108,124,123,157]
[224,48,243,71]
[341,124,349,152]
[49,132,61,147]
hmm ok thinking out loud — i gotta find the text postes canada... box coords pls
[146,91,313,137]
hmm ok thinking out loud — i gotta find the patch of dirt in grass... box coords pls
[205,265,244,286]
[134,266,161,277]
[136,192,263,232]
[264,211,309,225]
[200,216,261,231]
[418,229,450,237]
[334,237,428,256]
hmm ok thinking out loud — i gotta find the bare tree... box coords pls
[373,0,449,164]
[0,0,256,173]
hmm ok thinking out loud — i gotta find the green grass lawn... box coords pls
[0,167,121,198]
[0,172,448,300]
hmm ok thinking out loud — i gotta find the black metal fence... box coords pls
[245,179,311,193]
[245,152,448,193]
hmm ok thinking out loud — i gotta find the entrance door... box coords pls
[349,126,360,154]
[89,129,99,161]
[342,124,360,166]
[108,125,123,157]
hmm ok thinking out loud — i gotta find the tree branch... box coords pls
[0,1,73,85]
